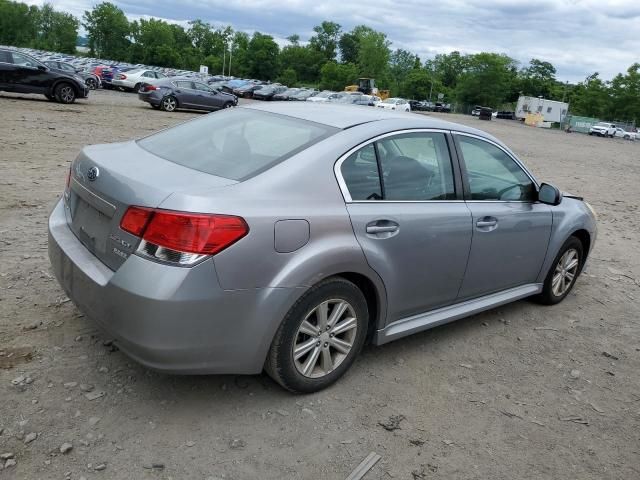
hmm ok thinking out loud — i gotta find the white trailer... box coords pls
[515,96,569,123]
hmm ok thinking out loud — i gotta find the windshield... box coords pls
[137,109,338,181]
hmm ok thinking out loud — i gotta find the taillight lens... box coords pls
[120,207,248,265]
[142,85,158,92]
[118,74,127,80]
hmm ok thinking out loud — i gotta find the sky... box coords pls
[25,0,640,82]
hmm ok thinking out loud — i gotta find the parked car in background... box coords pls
[138,78,237,112]
[221,79,249,94]
[471,105,482,116]
[252,85,287,100]
[613,127,636,140]
[43,60,101,90]
[48,103,597,393]
[273,87,301,101]
[0,48,89,103]
[111,69,166,92]
[433,102,451,113]
[290,89,318,101]
[589,122,616,137]
[306,91,341,103]
[376,97,411,111]
[92,65,114,88]
[233,83,263,98]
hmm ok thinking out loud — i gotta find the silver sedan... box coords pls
[48,103,597,393]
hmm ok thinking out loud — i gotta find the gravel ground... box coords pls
[1,90,639,480]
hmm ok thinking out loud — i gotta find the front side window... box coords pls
[340,132,456,201]
[458,136,535,201]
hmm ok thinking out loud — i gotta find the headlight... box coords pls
[584,201,597,220]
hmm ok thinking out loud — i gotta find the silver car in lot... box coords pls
[48,103,597,393]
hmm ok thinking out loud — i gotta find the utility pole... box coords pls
[428,80,433,103]
[222,44,226,77]
[228,42,233,77]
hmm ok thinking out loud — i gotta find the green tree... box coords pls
[247,32,279,80]
[309,21,341,61]
[389,48,417,90]
[425,51,468,89]
[338,31,359,64]
[356,26,390,81]
[277,67,298,87]
[608,63,640,122]
[319,61,357,90]
[569,73,610,118]
[399,69,441,100]
[279,41,325,83]
[456,53,518,107]
[82,2,130,59]
[518,58,557,98]
[0,0,40,47]
[34,3,78,53]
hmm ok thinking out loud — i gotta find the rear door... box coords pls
[339,130,472,323]
[454,133,552,299]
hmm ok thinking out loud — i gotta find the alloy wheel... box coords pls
[163,97,176,111]
[552,248,580,297]
[293,299,358,378]
[60,86,75,103]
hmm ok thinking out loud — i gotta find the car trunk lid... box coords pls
[66,141,236,270]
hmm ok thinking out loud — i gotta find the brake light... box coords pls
[118,74,127,80]
[120,207,248,264]
[142,85,158,92]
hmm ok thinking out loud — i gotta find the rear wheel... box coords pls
[54,83,76,104]
[85,77,98,90]
[223,102,233,109]
[160,95,177,112]
[133,82,142,93]
[265,277,369,393]
[535,236,584,305]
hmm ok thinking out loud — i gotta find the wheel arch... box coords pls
[49,79,80,95]
[570,228,591,269]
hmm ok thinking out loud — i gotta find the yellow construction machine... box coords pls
[345,78,390,100]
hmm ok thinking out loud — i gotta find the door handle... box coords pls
[476,220,497,227]
[366,225,398,234]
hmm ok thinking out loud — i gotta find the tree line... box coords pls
[1,0,638,123]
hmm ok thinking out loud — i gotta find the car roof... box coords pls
[241,102,493,137]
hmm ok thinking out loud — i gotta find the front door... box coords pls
[174,80,198,108]
[339,131,472,323]
[7,51,51,94]
[454,133,552,300]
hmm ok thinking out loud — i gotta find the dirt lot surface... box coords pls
[1,90,639,480]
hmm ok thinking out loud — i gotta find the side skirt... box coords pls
[374,284,542,345]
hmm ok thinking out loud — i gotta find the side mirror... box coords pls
[538,183,562,206]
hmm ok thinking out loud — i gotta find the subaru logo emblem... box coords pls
[87,166,99,182]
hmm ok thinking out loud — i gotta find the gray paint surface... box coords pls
[48,103,597,374]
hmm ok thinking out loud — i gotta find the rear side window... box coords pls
[138,109,337,180]
[340,132,456,201]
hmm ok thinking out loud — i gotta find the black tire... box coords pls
[133,82,142,93]
[160,95,178,112]
[534,236,584,305]
[265,277,369,393]
[223,102,233,109]
[45,94,55,101]
[54,83,76,104]
[86,77,98,90]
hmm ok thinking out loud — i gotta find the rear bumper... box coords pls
[138,92,160,106]
[48,198,298,374]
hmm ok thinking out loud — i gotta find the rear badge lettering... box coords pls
[109,234,131,250]
[112,247,129,259]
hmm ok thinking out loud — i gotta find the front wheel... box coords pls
[222,102,233,109]
[160,95,177,112]
[265,277,369,393]
[535,236,584,305]
[86,77,98,90]
[54,83,76,104]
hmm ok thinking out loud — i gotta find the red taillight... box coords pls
[142,85,158,92]
[118,74,127,80]
[120,207,248,256]
[120,206,153,237]
[65,166,71,190]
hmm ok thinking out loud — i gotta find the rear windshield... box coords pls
[137,109,337,180]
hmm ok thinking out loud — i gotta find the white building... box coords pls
[515,96,569,123]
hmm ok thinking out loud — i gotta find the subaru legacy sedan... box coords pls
[48,103,597,393]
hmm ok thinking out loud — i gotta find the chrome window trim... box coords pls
[334,128,454,203]
[452,131,540,189]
